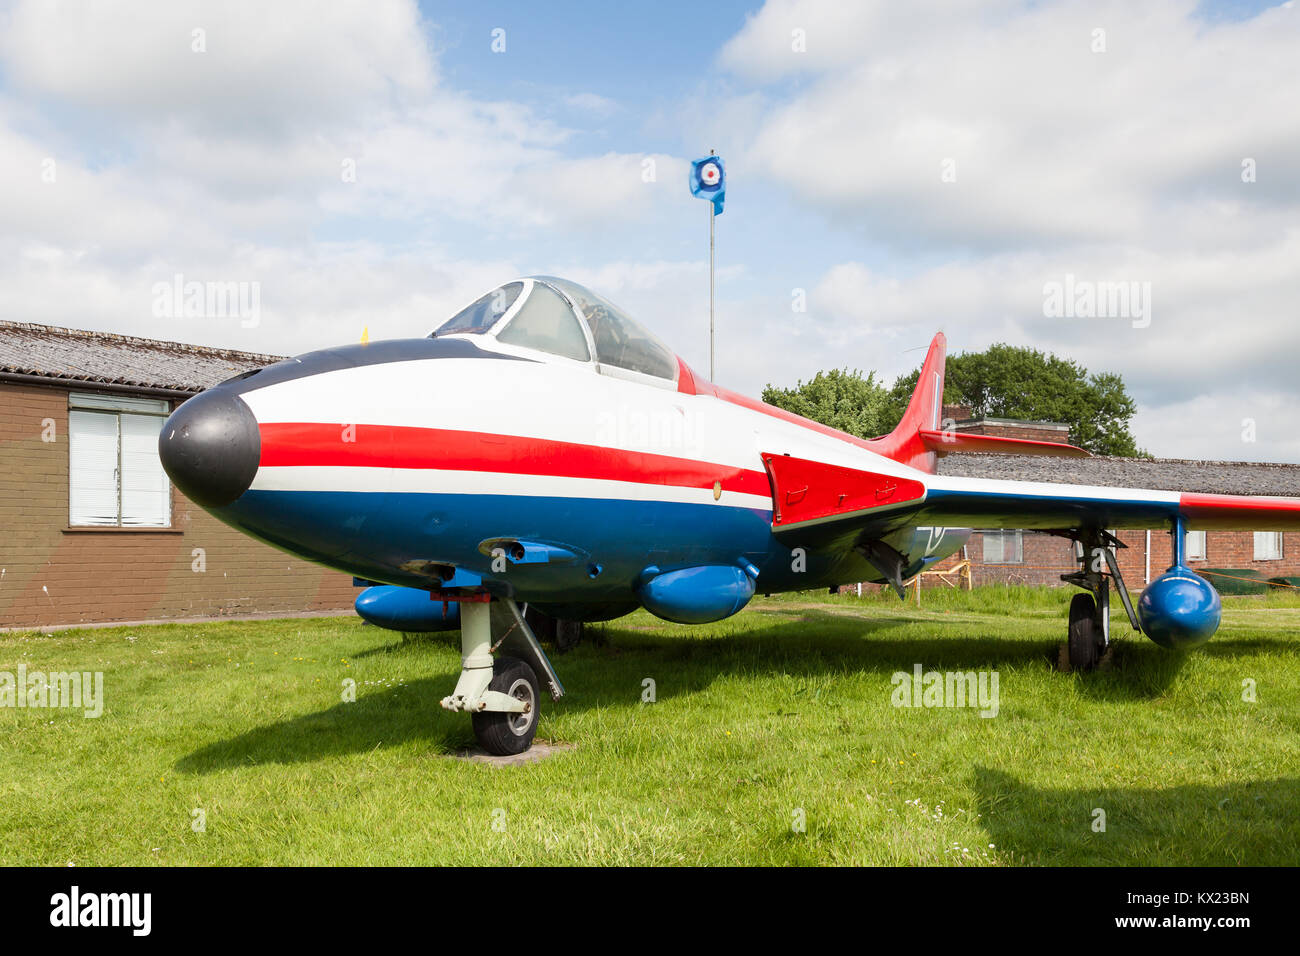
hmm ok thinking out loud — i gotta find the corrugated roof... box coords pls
[0,320,284,393]
[937,453,1300,497]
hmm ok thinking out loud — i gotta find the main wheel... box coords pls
[1067,593,1102,672]
[471,657,541,756]
[523,605,557,644]
[554,619,584,652]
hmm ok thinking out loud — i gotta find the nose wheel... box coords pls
[470,658,540,755]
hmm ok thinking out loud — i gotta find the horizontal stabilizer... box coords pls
[918,429,1090,458]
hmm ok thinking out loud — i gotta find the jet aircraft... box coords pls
[159,276,1300,754]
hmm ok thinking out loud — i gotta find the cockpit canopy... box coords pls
[433,277,679,385]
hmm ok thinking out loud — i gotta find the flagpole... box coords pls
[692,149,722,382]
[709,200,715,381]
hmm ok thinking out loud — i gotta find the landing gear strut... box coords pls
[1059,528,1141,671]
[440,596,564,755]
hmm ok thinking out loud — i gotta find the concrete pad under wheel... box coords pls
[449,741,574,765]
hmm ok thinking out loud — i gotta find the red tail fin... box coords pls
[869,332,946,474]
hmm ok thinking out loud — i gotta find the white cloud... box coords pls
[0,0,434,137]
[0,0,694,359]
[711,0,1300,461]
[564,92,619,116]
[725,0,1300,249]
[720,0,1022,83]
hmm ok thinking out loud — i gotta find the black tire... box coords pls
[554,619,584,652]
[523,605,557,644]
[1068,593,1101,672]
[471,657,541,756]
[523,606,583,653]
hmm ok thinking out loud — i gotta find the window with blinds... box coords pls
[1254,531,1282,561]
[982,530,1024,564]
[68,392,172,527]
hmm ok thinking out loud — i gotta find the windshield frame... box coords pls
[431,280,528,338]
[432,277,681,389]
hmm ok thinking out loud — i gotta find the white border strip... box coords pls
[250,465,773,510]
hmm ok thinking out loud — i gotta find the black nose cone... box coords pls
[159,388,260,508]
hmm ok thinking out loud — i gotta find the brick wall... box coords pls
[0,381,355,628]
[1112,528,1300,584]
[920,528,1300,590]
[955,422,1072,443]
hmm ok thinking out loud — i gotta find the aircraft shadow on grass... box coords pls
[175,610,1232,772]
[972,766,1300,866]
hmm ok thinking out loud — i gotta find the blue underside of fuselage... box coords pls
[219,489,857,602]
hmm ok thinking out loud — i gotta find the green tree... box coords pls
[886,344,1144,456]
[761,368,894,439]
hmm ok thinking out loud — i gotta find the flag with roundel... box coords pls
[690,156,725,214]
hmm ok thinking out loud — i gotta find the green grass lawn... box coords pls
[3,586,1298,866]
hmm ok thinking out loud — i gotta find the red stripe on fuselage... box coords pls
[258,422,773,498]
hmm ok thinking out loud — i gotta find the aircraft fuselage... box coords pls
[161,335,966,618]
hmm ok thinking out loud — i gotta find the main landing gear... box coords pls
[439,596,565,755]
[1059,528,1142,671]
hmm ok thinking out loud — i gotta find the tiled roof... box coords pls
[0,321,284,393]
[937,453,1300,497]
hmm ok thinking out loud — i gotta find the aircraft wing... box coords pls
[914,474,1300,531]
[762,453,1300,547]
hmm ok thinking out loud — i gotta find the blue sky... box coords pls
[0,0,1297,461]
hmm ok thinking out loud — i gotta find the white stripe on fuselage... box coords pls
[250,465,774,509]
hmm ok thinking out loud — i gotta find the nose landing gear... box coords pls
[438,594,564,755]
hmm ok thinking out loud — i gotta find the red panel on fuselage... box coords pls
[762,453,926,528]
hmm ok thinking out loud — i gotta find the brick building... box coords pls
[0,321,355,629]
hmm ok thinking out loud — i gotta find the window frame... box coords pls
[68,392,173,529]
